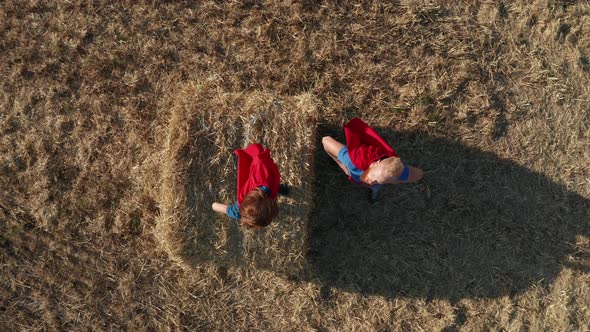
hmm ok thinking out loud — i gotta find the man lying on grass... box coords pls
[212,143,289,228]
[322,117,424,203]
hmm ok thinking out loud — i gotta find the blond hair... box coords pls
[360,157,404,183]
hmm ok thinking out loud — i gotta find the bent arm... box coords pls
[322,136,344,158]
[321,136,351,176]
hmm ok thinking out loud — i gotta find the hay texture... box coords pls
[157,81,317,274]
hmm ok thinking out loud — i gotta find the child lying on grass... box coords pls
[321,117,423,203]
[212,143,288,228]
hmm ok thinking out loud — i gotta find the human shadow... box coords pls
[306,125,589,302]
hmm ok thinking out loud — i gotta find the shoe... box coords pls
[368,186,383,204]
[279,184,290,196]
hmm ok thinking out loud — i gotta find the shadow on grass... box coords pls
[180,116,246,267]
[306,125,589,302]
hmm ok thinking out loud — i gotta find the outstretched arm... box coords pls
[212,202,228,214]
[404,165,424,183]
[388,165,424,184]
[212,202,241,220]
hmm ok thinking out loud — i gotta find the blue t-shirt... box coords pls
[225,186,271,220]
[337,146,363,182]
[337,146,383,192]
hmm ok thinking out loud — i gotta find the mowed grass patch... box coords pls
[157,82,317,275]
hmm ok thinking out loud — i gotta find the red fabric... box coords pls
[235,143,280,203]
[344,117,398,171]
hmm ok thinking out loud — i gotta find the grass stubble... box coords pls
[0,0,589,331]
[158,83,317,274]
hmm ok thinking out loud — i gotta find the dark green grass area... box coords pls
[307,125,589,301]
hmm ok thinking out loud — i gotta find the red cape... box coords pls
[344,117,398,171]
[234,143,280,203]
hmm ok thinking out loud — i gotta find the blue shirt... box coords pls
[225,186,271,220]
[337,146,383,192]
[337,146,364,183]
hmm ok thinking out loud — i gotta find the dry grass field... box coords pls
[1,0,589,331]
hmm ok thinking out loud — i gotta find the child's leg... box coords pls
[321,136,350,176]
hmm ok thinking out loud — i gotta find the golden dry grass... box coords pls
[1,0,589,331]
[158,82,316,273]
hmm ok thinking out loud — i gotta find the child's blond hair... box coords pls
[360,157,404,183]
